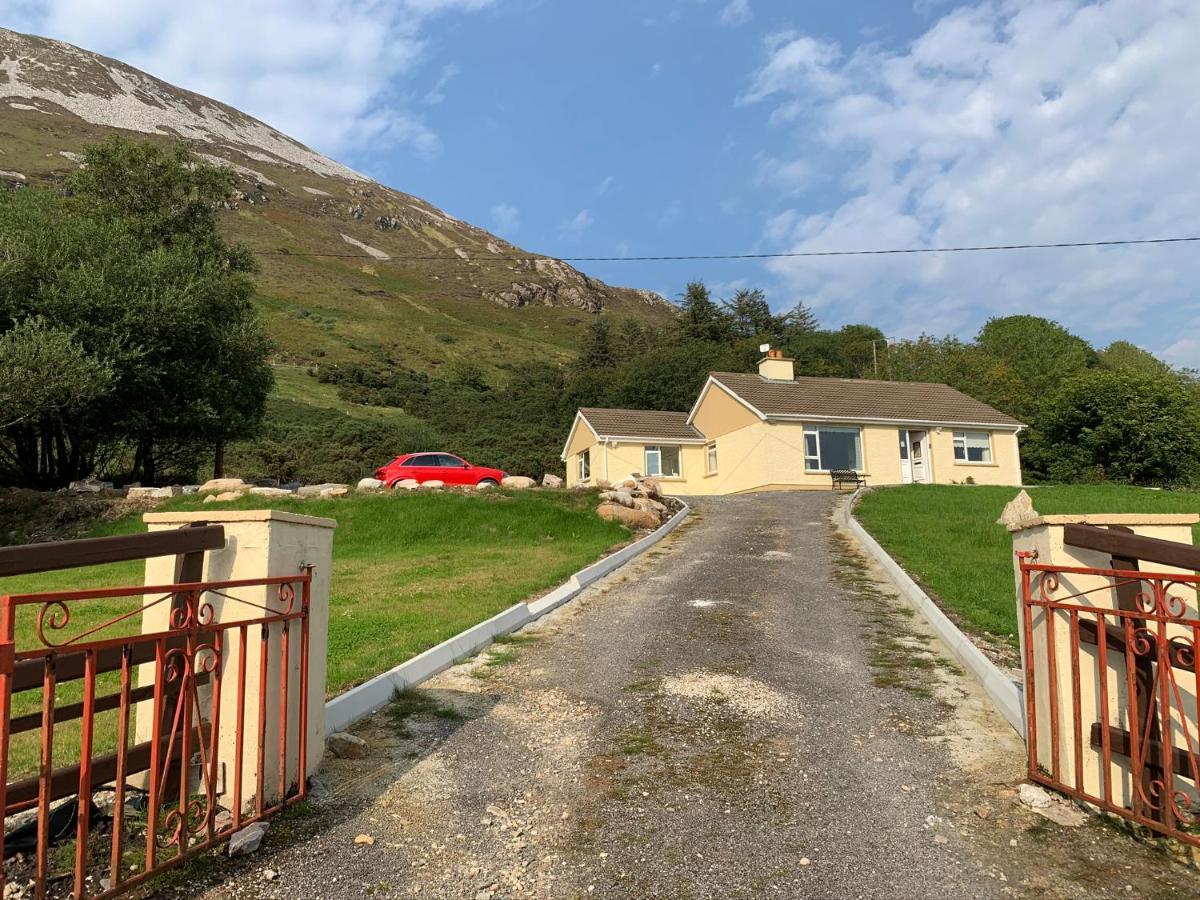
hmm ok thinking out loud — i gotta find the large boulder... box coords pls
[297,483,347,498]
[421,479,445,489]
[541,474,563,488]
[597,502,660,530]
[634,498,667,515]
[502,476,537,489]
[393,479,420,491]
[599,490,635,508]
[640,477,662,498]
[476,480,495,490]
[250,486,293,497]
[321,486,350,498]
[357,477,386,493]
[199,478,249,495]
[69,478,113,494]
[127,486,182,500]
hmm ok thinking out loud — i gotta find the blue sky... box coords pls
[8,0,1200,364]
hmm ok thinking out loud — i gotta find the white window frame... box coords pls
[706,442,718,475]
[578,448,591,482]
[644,445,682,478]
[953,431,993,464]
[803,425,864,473]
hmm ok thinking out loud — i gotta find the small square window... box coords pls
[953,431,992,463]
[645,445,681,478]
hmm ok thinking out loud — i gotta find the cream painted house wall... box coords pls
[926,427,1022,486]
[563,381,1023,493]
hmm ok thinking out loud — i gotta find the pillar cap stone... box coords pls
[143,509,337,529]
[1006,512,1200,533]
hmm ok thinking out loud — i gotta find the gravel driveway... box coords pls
[197,492,1200,899]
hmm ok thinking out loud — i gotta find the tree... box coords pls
[723,288,779,339]
[788,324,886,378]
[780,300,819,337]
[0,137,273,486]
[1099,340,1171,375]
[883,335,1026,415]
[1025,369,1200,486]
[976,316,1097,420]
[677,281,733,344]
[0,317,112,429]
[578,317,615,369]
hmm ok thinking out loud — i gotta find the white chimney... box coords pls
[758,347,795,381]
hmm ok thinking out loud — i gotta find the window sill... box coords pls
[805,469,869,476]
[953,461,998,467]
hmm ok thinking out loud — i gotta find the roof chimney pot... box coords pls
[758,350,795,381]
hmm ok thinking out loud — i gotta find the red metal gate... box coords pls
[1018,536,1200,845]
[0,532,312,899]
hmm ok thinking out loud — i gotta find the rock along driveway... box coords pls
[200,492,1200,900]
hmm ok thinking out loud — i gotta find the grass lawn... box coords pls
[1,488,628,776]
[854,484,1200,644]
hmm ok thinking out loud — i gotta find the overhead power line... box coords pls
[259,235,1200,263]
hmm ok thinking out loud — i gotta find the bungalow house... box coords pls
[561,349,1024,494]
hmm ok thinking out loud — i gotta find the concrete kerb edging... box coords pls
[324,501,691,733]
[839,489,1025,737]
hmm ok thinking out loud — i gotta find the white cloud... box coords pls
[720,0,752,27]
[595,175,615,196]
[423,63,460,105]
[742,0,1200,363]
[650,62,663,78]
[490,202,519,234]
[755,155,813,193]
[561,208,594,238]
[13,0,495,159]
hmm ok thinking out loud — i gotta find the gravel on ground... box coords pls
[190,492,1200,899]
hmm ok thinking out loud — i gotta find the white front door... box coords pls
[899,429,913,484]
[909,430,928,484]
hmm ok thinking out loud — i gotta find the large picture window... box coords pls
[578,449,590,481]
[804,426,863,472]
[644,445,682,478]
[953,431,992,463]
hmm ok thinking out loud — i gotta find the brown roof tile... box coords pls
[578,408,705,441]
[707,373,1023,428]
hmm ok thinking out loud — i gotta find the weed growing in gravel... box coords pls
[388,689,465,736]
[830,530,949,701]
[469,644,522,680]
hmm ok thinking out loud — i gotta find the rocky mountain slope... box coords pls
[0,27,673,377]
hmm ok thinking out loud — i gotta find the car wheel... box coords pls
[478,478,499,488]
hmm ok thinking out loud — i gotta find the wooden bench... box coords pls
[829,469,867,491]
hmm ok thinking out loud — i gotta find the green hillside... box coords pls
[0,27,676,404]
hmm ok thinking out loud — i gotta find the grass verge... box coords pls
[0,489,625,776]
[853,484,1200,643]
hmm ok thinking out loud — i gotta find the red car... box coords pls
[375,452,507,488]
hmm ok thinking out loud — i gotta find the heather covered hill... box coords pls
[0,27,674,378]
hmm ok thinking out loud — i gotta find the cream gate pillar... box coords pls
[136,509,335,812]
[1009,511,1199,808]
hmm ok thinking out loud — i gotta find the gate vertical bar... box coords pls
[1018,554,1038,776]
[35,656,57,899]
[277,616,289,805]
[72,649,97,899]
[233,624,248,829]
[1096,612,1113,806]
[109,644,133,892]
[0,596,15,893]
[298,574,311,800]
